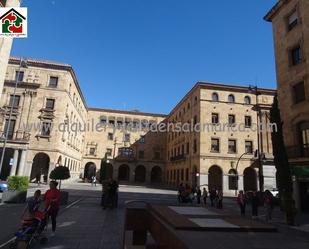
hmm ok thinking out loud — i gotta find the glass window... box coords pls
[89,148,95,155]
[106,148,112,156]
[108,133,113,140]
[212,92,219,102]
[4,119,16,139]
[287,10,298,31]
[41,121,51,136]
[15,71,24,82]
[139,150,144,159]
[212,113,219,124]
[9,95,20,107]
[245,141,253,154]
[139,135,145,144]
[124,133,130,142]
[49,76,58,87]
[100,116,107,124]
[228,94,235,103]
[228,139,237,153]
[244,96,251,105]
[154,151,160,159]
[291,46,302,65]
[245,116,252,128]
[211,138,219,152]
[45,98,55,110]
[228,114,236,126]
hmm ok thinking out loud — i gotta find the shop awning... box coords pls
[292,166,309,176]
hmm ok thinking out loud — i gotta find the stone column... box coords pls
[129,165,135,183]
[48,162,55,183]
[238,175,244,191]
[223,175,229,193]
[17,149,27,176]
[146,169,151,185]
[10,149,19,176]
[199,173,208,188]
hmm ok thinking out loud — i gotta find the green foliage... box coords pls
[49,166,71,181]
[7,176,29,191]
[270,95,295,225]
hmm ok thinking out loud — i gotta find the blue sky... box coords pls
[12,0,277,114]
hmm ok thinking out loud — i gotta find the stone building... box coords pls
[0,57,276,193]
[0,0,21,99]
[265,0,309,211]
[165,82,276,195]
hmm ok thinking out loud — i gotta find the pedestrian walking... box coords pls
[111,179,119,208]
[264,190,273,222]
[210,188,216,207]
[237,190,246,216]
[202,188,208,206]
[196,187,201,204]
[91,175,96,187]
[44,181,61,237]
[251,191,259,218]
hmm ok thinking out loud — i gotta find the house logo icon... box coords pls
[0,8,27,38]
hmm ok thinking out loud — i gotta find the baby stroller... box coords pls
[9,206,50,249]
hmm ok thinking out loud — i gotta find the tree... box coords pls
[49,166,70,190]
[270,95,296,225]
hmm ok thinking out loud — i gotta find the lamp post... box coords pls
[0,58,28,178]
[248,85,264,192]
[233,152,251,195]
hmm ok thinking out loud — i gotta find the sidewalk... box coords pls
[32,198,124,249]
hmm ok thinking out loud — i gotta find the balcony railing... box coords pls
[0,131,31,142]
[170,154,186,162]
[286,144,309,159]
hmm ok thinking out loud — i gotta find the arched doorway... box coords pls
[84,162,96,181]
[228,169,238,190]
[151,166,162,183]
[243,167,257,192]
[208,165,223,190]
[135,165,146,183]
[30,153,50,183]
[118,164,130,181]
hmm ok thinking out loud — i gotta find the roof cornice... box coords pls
[88,107,166,118]
[264,0,291,22]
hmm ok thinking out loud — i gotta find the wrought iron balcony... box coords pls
[0,131,31,143]
[286,144,309,159]
[170,154,186,162]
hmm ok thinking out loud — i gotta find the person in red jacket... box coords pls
[44,181,60,236]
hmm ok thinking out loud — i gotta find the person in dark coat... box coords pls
[237,190,246,216]
[196,187,201,204]
[251,191,259,218]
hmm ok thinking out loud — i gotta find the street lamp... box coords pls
[0,58,28,178]
[248,85,264,192]
[233,152,251,195]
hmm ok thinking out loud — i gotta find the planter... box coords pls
[60,191,69,205]
[2,190,27,203]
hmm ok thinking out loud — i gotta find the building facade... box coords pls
[0,0,21,99]
[1,57,276,194]
[265,0,309,211]
[165,83,276,196]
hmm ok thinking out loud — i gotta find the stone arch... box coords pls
[84,162,96,180]
[118,164,130,181]
[135,165,146,183]
[208,165,223,190]
[0,148,14,180]
[30,152,50,183]
[151,166,162,183]
[243,167,257,192]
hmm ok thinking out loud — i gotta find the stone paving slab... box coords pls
[189,218,238,228]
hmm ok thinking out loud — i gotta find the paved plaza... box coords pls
[0,182,309,249]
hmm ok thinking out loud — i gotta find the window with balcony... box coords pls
[15,71,24,82]
[49,76,58,88]
[99,116,107,124]
[41,121,51,136]
[293,81,306,104]
[45,98,55,110]
[228,139,237,153]
[211,138,219,152]
[291,45,302,66]
[287,10,298,31]
[245,116,252,128]
[212,113,219,124]
[245,141,253,154]
[9,95,20,107]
